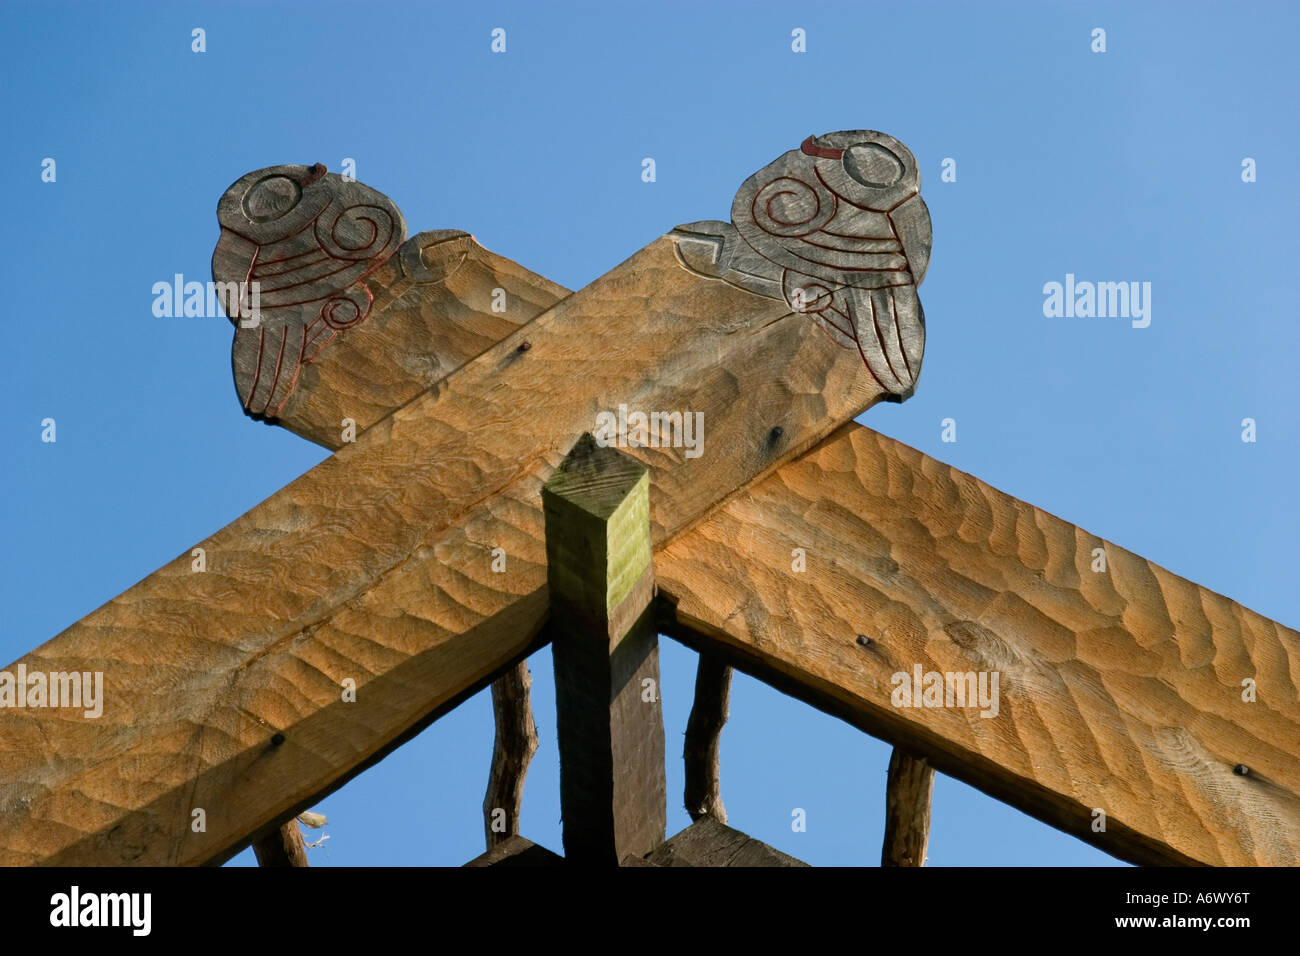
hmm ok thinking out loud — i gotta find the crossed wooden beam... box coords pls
[2,133,1296,868]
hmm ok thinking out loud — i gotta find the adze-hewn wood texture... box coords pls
[0,132,922,865]
[655,422,1300,866]
[217,175,572,858]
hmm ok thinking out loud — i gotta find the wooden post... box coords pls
[483,660,539,848]
[544,434,666,864]
[684,654,731,822]
[881,748,934,866]
[252,820,309,868]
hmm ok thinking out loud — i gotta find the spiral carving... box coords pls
[671,131,932,399]
[213,163,408,418]
[316,203,400,261]
[750,176,836,238]
[320,286,374,330]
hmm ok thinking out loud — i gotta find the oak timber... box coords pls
[463,834,564,867]
[544,436,665,863]
[0,224,888,866]
[16,136,1285,871]
[656,422,1300,866]
[219,226,566,861]
[213,164,408,420]
[268,229,570,448]
[645,815,807,867]
[212,165,571,434]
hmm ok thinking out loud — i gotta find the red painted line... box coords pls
[801,135,843,160]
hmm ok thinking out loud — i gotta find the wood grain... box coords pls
[272,230,570,448]
[463,834,563,867]
[656,422,1300,866]
[228,230,564,859]
[881,748,933,866]
[0,231,884,865]
[252,820,309,867]
[212,166,568,431]
[213,164,407,419]
[683,654,731,823]
[645,816,807,867]
[545,436,665,864]
[483,660,538,849]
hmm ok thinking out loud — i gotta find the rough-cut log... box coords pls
[545,436,665,864]
[0,132,915,866]
[882,748,933,866]
[645,815,808,867]
[483,661,539,848]
[656,422,1300,867]
[252,819,309,867]
[683,654,731,822]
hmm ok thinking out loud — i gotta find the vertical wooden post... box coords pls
[684,654,731,822]
[253,820,309,867]
[483,660,539,848]
[544,434,666,864]
[881,747,934,866]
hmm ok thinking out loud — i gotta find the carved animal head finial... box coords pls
[674,130,932,399]
[212,163,407,419]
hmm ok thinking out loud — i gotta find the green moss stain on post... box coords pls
[542,433,651,619]
[543,433,666,863]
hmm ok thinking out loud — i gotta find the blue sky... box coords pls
[2,0,1296,866]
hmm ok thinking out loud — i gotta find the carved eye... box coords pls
[243,175,301,223]
[842,144,904,188]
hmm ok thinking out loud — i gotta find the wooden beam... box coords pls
[544,435,665,864]
[645,816,808,867]
[225,205,565,859]
[483,660,539,848]
[683,654,731,822]
[212,165,570,442]
[464,834,563,867]
[196,157,1294,869]
[881,748,933,866]
[656,422,1300,866]
[252,820,309,867]
[0,132,912,865]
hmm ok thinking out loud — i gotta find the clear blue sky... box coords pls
[2,0,1296,867]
